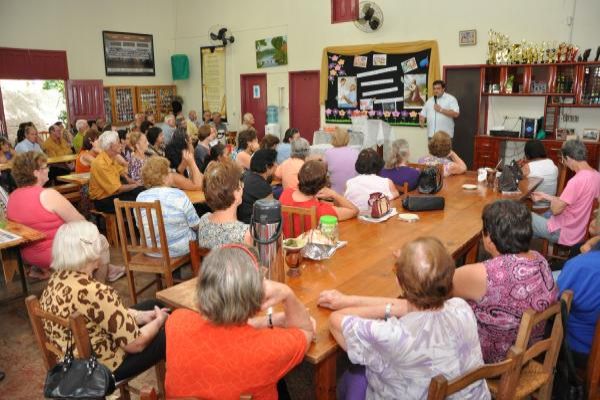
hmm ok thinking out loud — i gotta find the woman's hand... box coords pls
[530,191,548,203]
[261,280,292,310]
[316,187,337,200]
[182,149,195,165]
[318,289,350,310]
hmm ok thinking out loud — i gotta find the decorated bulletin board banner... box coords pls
[320,41,440,126]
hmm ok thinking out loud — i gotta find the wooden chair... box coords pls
[91,209,119,247]
[140,386,252,400]
[26,295,165,400]
[37,131,50,143]
[114,199,191,303]
[407,162,444,178]
[487,290,574,400]
[281,205,317,238]
[586,318,600,400]
[189,240,211,276]
[427,346,524,400]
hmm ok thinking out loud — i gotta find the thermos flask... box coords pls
[250,199,284,282]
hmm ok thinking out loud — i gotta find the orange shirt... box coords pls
[166,309,307,400]
[274,158,304,190]
[75,150,95,173]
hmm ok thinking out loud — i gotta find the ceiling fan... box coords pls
[209,26,235,46]
[354,2,384,33]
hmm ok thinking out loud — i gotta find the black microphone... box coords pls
[434,95,438,104]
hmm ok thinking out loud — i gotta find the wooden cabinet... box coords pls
[135,85,176,123]
[103,86,137,126]
[474,136,600,170]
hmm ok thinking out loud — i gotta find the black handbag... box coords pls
[402,195,445,211]
[498,160,523,192]
[44,331,116,399]
[417,166,444,194]
[552,300,586,400]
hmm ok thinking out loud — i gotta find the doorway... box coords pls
[240,73,267,138]
[289,71,320,142]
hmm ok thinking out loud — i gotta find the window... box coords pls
[331,0,358,24]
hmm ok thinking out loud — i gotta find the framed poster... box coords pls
[201,46,227,119]
[102,31,155,76]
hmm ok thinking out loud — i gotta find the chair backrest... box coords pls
[281,205,317,238]
[114,199,171,266]
[38,131,50,143]
[407,162,444,178]
[25,295,91,370]
[588,317,600,400]
[514,290,573,381]
[140,386,252,400]
[556,163,568,196]
[189,240,211,276]
[427,346,524,400]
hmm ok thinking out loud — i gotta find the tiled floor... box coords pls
[0,247,318,400]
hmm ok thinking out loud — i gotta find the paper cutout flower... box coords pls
[368,110,376,117]
[383,111,391,118]
[332,108,339,116]
[338,59,345,65]
[330,69,337,76]
[332,55,339,61]
[338,110,346,117]
[335,65,341,71]
[392,111,401,118]
[401,110,410,118]
[325,108,332,116]
[409,111,418,119]
[376,110,383,117]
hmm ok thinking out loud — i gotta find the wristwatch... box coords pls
[384,303,392,321]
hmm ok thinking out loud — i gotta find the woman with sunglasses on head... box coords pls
[7,152,125,281]
[166,244,314,399]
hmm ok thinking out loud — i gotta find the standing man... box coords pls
[187,110,200,144]
[211,112,228,145]
[419,80,460,139]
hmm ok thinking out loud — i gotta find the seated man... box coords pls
[237,148,277,224]
[89,131,143,213]
[72,119,89,153]
[15,125,43,154]
[531,140,600,246]
[43,123,74,182]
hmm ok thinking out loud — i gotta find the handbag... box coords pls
[44,331,116,399]
[417,166,444,194]
[402,195,445,211]
[368,192,391,218]
[498,160,523,192]
[552,300,586,400]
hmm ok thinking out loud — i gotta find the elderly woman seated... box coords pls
[557,207,600,369]
[197,160,252,248]
[89,131,144,213]
[345,148,399,212]
[275,137,311,190]
[531,139,600,247]
[280,160,358,238]
[324,128,359,194]
[7,151,123,281]
[379,139,421,192]
[137,156,200,257]
[165,245,314,399]
[418,130,467,177]
[318,237,489,399]
[40,221,168,382]
[453,199,558,363]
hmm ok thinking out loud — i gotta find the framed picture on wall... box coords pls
[459,30,477,46]
[582,128,600,142]
[102,31,155,76]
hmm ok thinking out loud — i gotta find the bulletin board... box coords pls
[320,41,440,126]
[201,46,227,120]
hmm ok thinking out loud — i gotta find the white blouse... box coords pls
[344,174,394,212]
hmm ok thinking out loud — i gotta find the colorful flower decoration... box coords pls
[331,55,339,61]
[376,110,383,117]
[383,111,391,118]
[401,110,410,118]
[392,110,401,118]
[332,108,339,116]
[335,65,341,71]
[338,110,346,118]
[325,108,332,116]
[339,59,345,65]
[409,111,418,119]
[328,54,347,83]
[368,110,376,117]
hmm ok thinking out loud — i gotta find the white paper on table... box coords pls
[358,208,398,223]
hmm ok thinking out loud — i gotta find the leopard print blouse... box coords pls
[40,270,140,371]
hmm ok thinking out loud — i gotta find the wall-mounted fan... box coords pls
[209,25,235,46]
[354,2,384,33]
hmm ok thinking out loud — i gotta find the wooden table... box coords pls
[0,154,77,171]
[58,173,206,204]
[0,221,45,298]
[158,173,542,400]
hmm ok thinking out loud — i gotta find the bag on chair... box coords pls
[368,192,391,218]
[498,160,523,192]
[417,166,443,194]
[44,331,116,399]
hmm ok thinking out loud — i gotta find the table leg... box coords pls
[314,351,337,400]
[15,248,28,295]
[465,240,479,264]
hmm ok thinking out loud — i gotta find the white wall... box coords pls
[0,0,176,86]
[173,0,600,159]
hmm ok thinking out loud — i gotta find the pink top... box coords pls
[468,251,558,363]
[7,186,64,269]
[547,169,600,245]
[275,158,304,190]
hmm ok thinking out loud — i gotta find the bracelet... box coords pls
[267,309,273,329]
[384,303,392,321]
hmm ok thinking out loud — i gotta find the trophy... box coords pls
[595,46,600,61]
[568,45,579,62]
[558,43,568,62]
[581,48,591,62]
